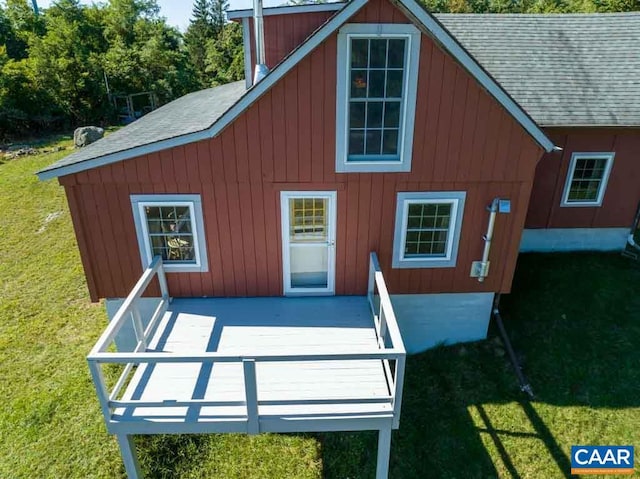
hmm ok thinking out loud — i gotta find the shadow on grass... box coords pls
[130,254,638,478]
[136,435,211,479]
[320,253,640,478]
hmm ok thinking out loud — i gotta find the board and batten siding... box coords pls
[59,0,544,302]
[526,128,640,229]
[245,10,336,80]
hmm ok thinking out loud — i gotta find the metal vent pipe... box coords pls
[253,0,269,84]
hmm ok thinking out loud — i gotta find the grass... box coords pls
[1,135,639,478]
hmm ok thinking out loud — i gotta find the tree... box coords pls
[184,0,229,87]
[0,5,26,58]
[28,0,108,123]
[204,21,244,86]
[102,0,199,103]
[103,0,159,45]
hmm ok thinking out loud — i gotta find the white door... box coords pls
[281,191,336,295]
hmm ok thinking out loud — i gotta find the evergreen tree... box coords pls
[184,0,231,87]
[184,0,216,86]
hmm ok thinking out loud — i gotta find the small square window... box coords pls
[561,153,614,207]
[392,192,466,269]
[131,195,208,272]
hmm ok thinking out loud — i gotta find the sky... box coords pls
[36,0,287,31]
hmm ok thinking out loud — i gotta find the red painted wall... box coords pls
[60,0,543,301]
[526,128,640,229]
[245,11,336,75]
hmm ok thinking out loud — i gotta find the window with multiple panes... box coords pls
[336,24,421,173]
[131,195,208,272]
[290,198,328,240]
[392,192,466,268]
[349,38,405,159]
[561,153,614,207]
[404,202,452,257]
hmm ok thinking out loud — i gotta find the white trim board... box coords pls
[38,0,555,181]
[227,3,344,20]
[242,17,253,89]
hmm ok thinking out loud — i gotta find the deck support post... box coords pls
[243,359,260,434]
[117,434,142,479]
[376,426,392,479]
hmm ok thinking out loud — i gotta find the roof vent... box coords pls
[253,0,269,84]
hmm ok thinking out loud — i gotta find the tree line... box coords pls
[1,0,637,139]
[0,0,243,138]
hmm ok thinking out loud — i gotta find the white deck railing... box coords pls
[88,254,406,431]
[87,256,171,422]
[367,252,406,428]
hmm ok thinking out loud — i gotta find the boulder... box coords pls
[74,126,104,147]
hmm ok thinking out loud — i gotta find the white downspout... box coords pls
[253,0,269,84]
[477,199,499,283]
[471,198,510,283]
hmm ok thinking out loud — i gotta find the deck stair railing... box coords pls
[88,254,406,432]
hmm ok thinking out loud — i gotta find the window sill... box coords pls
[392,257,457,269]
[559,201,603,208]
[336,159,411,173]
[160,263,208,273]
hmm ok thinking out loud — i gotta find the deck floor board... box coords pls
[115,297,394,432]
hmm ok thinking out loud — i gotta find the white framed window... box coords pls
[561,152,614,207]
[131,194,208,272]
[392,192,466,269]
[336,23,421,173]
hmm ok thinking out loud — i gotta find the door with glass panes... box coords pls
[280,192,336,295]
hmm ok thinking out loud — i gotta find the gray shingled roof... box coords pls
[38,80,246,174]
[436,12,640,127]
[39,12,640,177]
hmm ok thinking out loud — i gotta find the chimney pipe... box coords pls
[253,0,269,84]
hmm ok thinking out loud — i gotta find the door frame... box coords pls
[280,191,337,296]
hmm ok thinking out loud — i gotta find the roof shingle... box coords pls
[39,80,246,175]
[436,12,640,127]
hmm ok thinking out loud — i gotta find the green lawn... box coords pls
[1,137,638,478]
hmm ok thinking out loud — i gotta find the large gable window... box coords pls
[336,24,421,173]
[131,194,208,272]
[392,192,466,268]
[561,152,614,207]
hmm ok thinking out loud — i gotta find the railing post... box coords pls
[88,360,112,422]
[243,359,259,434]
[378,299,388,343]
[368,253,376,299]
[131,306,147,351]
[156,257,170,302]
[392,355,405,429]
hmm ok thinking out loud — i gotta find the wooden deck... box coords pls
[88,254,405,479]
[112,296,394,434]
